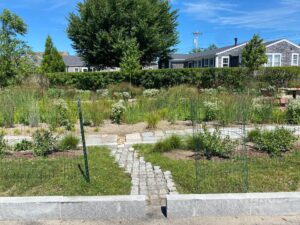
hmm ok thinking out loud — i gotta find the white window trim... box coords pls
[215,57,219,68]
[221,56,230,68]
[291,53,299,66]
[265,53,282,67]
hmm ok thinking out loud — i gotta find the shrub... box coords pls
[111,100,126,124]
[154,135,182,152]
[251,127,297,156]
[143,89,160,97]
[58,134,79,151]
[47,67,300,90]
[32,130,57,156]
[203,101,219,121]
[0,134,7,155]
[186,127,235,159]
[247,129,261,142]
[286,100,300,124]
[146,113,160,129]
[14,139,33,151]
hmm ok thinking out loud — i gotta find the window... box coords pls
[292,53,299,66]
[222,56,229,67]
[209,58,214,67]
[266,53,281,67]
[74,68,79,72]
[204,59,209,67]
[198,60,202,67]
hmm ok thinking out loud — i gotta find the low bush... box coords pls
[0,134,7,155]
[32,130,57,156]
[143,89,160,97]
[111,100,126,124]
[286,100,300,124]
[186,127,235,159]
[203,101,219,121]
[154,135,182,152]
[247,129,261,142]
[14,139,33,151]
[250,127,297,156]
[146,113,160,129]
[58,134,79,151]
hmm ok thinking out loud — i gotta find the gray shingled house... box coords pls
[63,55,91,73]
[164,39,300,69]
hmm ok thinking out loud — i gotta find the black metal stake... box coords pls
[77,98,90,183]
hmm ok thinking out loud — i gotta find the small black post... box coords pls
[77,98,90,183]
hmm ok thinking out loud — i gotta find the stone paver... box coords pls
[110,145,177,207]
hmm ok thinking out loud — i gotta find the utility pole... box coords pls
[193,32,202,52]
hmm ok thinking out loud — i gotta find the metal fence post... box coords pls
[77,98,90,183]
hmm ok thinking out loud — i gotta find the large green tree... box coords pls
[0,9,35,87]
[242,34,268,74]
[41,36,65,73]
[67,0,179,67]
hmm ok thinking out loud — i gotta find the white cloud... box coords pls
[183,0,300,31]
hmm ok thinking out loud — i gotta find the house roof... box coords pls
[178,39,289,61]
[63,56,86,67]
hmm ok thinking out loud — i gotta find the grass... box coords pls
[0,147,131,196]
[134,144,300,194]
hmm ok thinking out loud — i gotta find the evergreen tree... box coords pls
[242,34,268,74]
[41,36,65,73]
[67,0,178,67]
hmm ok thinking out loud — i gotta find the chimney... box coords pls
[234,38,238,46]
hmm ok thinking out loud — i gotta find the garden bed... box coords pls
[0,147,131,196]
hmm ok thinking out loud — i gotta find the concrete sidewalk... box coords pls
[1,215,300,225]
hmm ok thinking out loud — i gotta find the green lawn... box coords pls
[134,144,300,194]
[0,147,131,196]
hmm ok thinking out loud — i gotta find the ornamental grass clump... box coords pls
[58,134,79,151]
[146,113,160,129]
[154,135,182,153]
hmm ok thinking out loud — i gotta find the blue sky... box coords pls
[1,0,300,55]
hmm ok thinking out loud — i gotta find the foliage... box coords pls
[58,134,79,151]
[67,0,178,67]
[46,67,300,90]
[242,34,268,73]
[32,130,57,156]
[41,36,65,73]
[0,9,35,87]
[154,135,182,152]
[146,113,160,129]
[14,139,33,151]
[111,100,126,124]
[250,127,297,156]
[143,89,160,97]
[187,127,235,159]
[120,38,141,79]
[0,134,6,155]
[203,101,219,121]
[286,100,300,124]
[203,44,218,52]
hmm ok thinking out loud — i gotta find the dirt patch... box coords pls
[4,150,82,160]
[163,150,195,161]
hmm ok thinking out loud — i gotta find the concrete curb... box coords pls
[167,192,300,218]
[0,195,146,220]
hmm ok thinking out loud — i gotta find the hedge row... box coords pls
[46,67,300,90]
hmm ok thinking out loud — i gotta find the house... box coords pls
[63,55,91,72]
[163,39,300,69]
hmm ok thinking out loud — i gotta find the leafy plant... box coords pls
[286,100,300,124]
[250,127,297,156]
[154,135,182,153]
[58,134,79,151]
[14,139,33,151]
[0,134,7,155]
[203,101,219,121]
[32,130,57,156]
[111,100,126,124]
[143,89,160,97]
[187,127,235,159]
